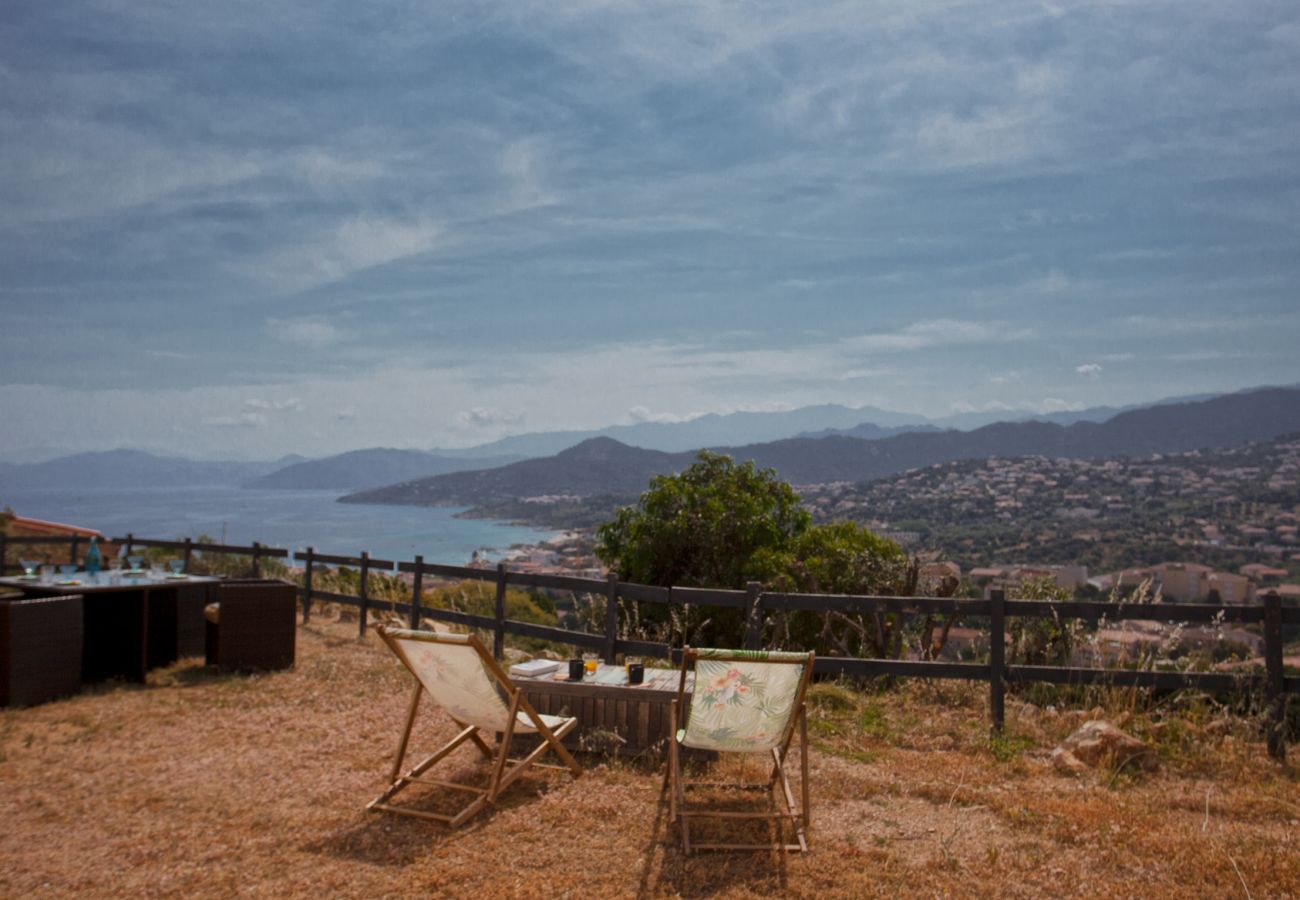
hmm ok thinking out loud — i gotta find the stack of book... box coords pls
[508,658,560,678]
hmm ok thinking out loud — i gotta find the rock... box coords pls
[1052,747,1089,776]
[502,648,532,663]
[1057,720,1158,771]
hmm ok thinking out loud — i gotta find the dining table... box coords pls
[0,570,220,683]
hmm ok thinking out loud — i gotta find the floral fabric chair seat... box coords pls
[679,652,808,753]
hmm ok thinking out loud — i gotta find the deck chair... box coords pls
[368,627,581,827]
[668,647,815,853]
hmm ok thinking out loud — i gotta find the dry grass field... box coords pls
[2,614,1297,898]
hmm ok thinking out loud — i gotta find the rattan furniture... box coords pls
[0,593,84,707]
[204,579,297,672]
[0,573,218,682]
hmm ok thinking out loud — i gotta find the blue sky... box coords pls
[2,1,1298,460]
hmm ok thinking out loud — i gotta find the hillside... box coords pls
[0,449,286,490]
[246,448,522,490]
[341,438,692,506]
[342,387,1300,510]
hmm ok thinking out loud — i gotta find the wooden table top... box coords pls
[511,663,693,696]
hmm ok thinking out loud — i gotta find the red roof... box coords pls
[5,514,104,539]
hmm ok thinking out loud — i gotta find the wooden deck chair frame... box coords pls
[668,646,815,853]
[368,627,581,827]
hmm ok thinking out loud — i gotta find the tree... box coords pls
[595,452,911,651]
[595,451,809,590]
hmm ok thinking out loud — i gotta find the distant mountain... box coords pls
[432,404,930,459]
[343,438,691,506]
[247,448,523,490]
[0,449,284,490]
[343,387,1300,507]
[796,423,941,441]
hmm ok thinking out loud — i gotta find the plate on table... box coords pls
[57,579,82,586]
[165,573,189,580]
[18,573,39,580]
[122,569,145,576]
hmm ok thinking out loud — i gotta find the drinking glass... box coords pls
[583,653,598,675]
[59,563,78,577]
[127,555,143,572]
[20,558,39,577]
[168,559,185,575]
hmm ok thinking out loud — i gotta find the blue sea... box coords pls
[0,486,557,566]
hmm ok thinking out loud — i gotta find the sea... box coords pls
[0,486,558,566]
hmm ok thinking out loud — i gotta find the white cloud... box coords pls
[457,406,524,428]
[202,411,265,429]
[628,405,693,424]
[268,318,341,349]
[1076,363,1102,378]
[244,397,303,413]
[251,215,442,293]
[499,139,557,213]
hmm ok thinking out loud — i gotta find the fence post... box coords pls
[990,589,1006,734]
[409,556,424,629]
[1265,591,1286,761]
[603,572,620,664]
[302,547,314,624]
[0,533,7,576]
[358,552,371,638]
[182,538,193,573]
[70,535,81,567]
[744,581,764,650]
[251,542,262,579]
[124,533,135,560]
[493,563,508,661]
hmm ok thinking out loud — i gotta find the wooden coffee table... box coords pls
[511,664,697,755]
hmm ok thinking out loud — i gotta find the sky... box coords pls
[2,0,1298,461]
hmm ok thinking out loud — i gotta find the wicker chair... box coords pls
[1,593,84,707]
[204,579,297,672]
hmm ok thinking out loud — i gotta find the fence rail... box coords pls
[8,533,1292,760]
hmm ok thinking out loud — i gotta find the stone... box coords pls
[1052,747,1089,776]
[1057,719,1158,771]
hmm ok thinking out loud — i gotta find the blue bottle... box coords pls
[84,536,102,576]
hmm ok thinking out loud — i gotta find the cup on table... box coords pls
[19,559,39,578]
[583,653,598,675]
[627,662,645,685]
[59,563,78,577]
[568,658,585,681]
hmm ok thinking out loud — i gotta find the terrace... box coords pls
[3,615,1299,897]
[2,535,1300,896]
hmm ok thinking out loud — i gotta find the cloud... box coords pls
[244,397,303,413]
[845,319,1033,353]
[499,139,557,213]
[628,405,693,424]
[202,412,265,429]
[251,215,442,293]
[457,407,524,428]
[268,318,341,349]
[1075,363,1102,378]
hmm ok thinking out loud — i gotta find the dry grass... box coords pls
[2,616,1298,899]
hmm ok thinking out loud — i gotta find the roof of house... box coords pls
[4,514,104,539]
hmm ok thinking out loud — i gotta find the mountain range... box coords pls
[244,448,524,490]
[340,387,1300,508]
[0,450,293,491]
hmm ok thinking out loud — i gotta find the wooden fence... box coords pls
[8,533,1295,759]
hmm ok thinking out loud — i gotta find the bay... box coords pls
[0,486,558,565]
